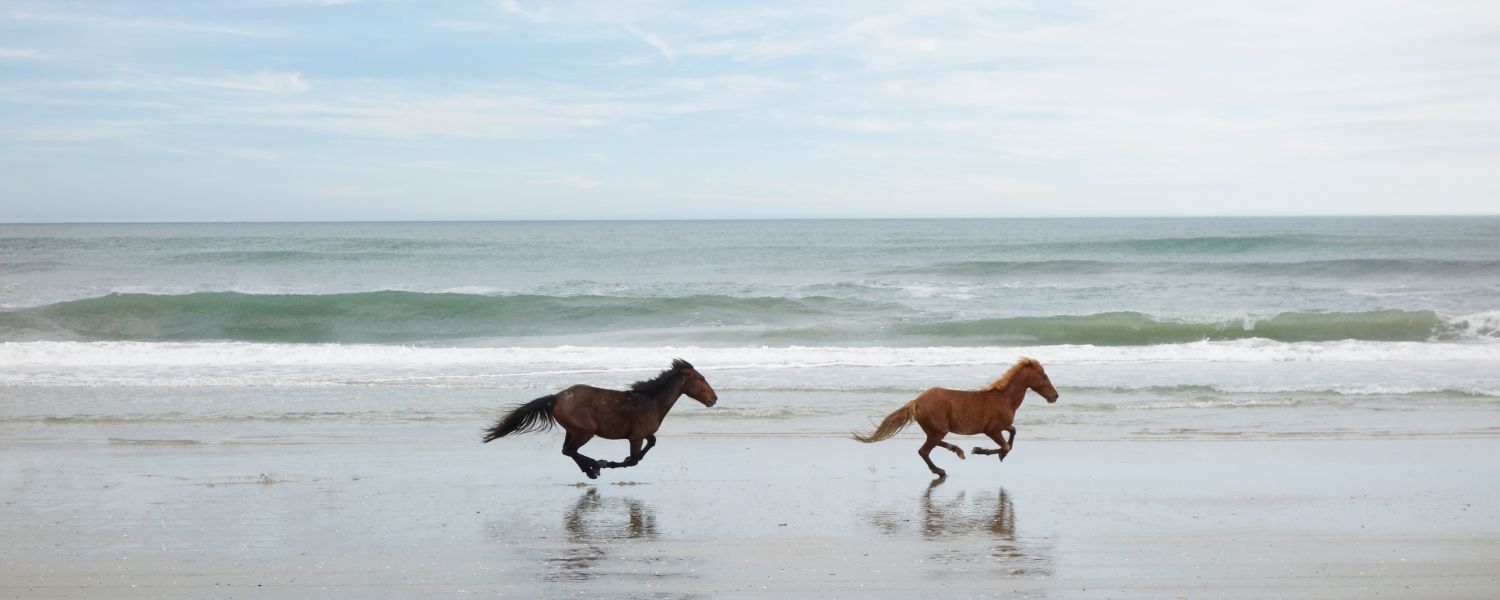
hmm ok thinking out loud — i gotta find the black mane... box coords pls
[628,359,692,401]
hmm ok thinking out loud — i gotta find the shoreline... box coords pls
[3,428,1498,598]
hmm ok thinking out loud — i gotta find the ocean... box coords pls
[2,217,1499,441]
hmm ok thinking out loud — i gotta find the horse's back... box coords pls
[553,385,636,434]
[911,386,955,416]
[555,384,629,408]
[557,383,610,397]
[914,387,994,434]
[917,386,980,404]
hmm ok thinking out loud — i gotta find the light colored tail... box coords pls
[852,400,916,443]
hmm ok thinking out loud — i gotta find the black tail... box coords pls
[482,394,558,443]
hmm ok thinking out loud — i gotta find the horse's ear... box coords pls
[672,358,694,371]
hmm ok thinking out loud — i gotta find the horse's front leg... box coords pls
[624,437,645,466]
[600,437,645,469]
[972,428,1014,461]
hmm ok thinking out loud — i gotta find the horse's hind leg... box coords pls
[562,431,601,479]
[937,440,966,460]
[918,432,950,478]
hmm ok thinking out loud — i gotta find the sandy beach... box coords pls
[3,218,1498,598]
[4,412,1498,599]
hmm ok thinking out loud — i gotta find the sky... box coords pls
[1,0,1498,221]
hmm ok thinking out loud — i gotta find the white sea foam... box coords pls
[4,339,1500,369]
[0,340,1495,391]
[1450,311,1500,338]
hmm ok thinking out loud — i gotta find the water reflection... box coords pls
[919,478,1016,539]
[564,487,658,543]
[866,479,1052,578]
[547,487,664,583]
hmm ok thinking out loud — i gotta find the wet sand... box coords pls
[3,422,1499,598]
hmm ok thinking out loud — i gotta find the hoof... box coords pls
[931,470,947,479]
[972,446,983,455]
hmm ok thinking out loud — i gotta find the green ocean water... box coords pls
[1,217,1498,437]
[2,217,1498,346]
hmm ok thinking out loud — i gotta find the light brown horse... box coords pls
[482,359,717,479]
[853,357,1059,478]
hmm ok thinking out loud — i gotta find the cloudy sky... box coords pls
[2,1,1498,221]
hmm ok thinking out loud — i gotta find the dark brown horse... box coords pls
[482,359,718,479]
[853,357,1059,478]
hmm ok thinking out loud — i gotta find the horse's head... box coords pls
[1024,358,1059,403]
[673,358,718,407]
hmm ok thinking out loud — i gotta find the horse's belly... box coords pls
[587,423,632,440]
[949,425,986,436]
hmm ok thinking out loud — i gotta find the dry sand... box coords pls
[2,421,1499,598]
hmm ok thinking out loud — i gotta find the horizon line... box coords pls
[5,213,1499,225]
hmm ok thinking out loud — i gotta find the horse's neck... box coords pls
[646,378,685,420]
[991,376,1030,411]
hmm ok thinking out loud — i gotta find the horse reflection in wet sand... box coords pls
[564,488,657,542]
[853,358,1059,478]
[865,480,1053,579]
[919,480,1016,540]
[547,488,659,582]
[482,359,717,479]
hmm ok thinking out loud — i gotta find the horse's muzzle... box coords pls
[1046,394,1059,403]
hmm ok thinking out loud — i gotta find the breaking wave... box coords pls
[2,291,1495,345]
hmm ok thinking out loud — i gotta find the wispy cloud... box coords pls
[0,48,47,60]
[396,159,461,170]
[431,19,507,33]
[10,122,146,142]
[496,0,548,23]
[219,147,282,161]
[176,70,311,94]
[532,174,600,189]
[2,8,272,36]
[233,95,610,139]
[265,0,357,6]
[624,24,675,61]
[202,74,786,140]
[4,1,1499,218]
[312,184,405,198]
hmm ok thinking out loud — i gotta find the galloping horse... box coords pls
[853,357,1058,478]
[482,359,718,479]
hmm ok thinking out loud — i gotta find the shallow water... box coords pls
[4,430,1497,598]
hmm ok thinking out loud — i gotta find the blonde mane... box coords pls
[979,357,1039,392]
